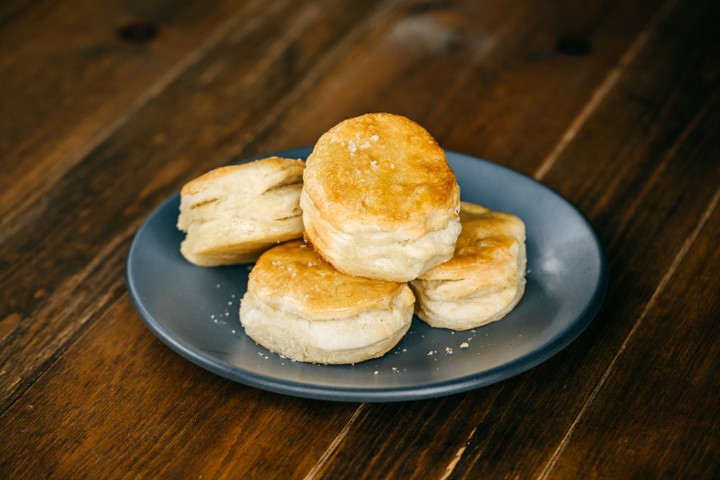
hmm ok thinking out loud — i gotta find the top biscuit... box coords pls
[303,113,459,235]
[301,113,461,281]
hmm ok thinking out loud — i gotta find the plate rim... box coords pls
[126,148,608,402]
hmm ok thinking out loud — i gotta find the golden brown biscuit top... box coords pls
[248,240,410,319]
[181,157,304,196]
[418,202,525,280]
[303,113,460,233]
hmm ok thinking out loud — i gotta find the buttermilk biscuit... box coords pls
[410,202,526,330]
[177,157,305,266]
[239,240,415,364]
[301,113,461,282]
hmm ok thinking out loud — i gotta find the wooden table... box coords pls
[1,0,718,478]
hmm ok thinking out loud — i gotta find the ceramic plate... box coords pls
[126,149,607,402]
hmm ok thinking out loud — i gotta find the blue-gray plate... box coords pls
[126,149,607,402]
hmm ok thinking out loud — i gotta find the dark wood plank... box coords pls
[0,0,47,27]
[546,189,720,479]
[309,0,720,478]
[0,0,647,475]
[0,0,270,226]
[448,0,720,477]
[0,297,359,478]
[0,0,399,412]
[271,0,662,174]
[1,0,717,478]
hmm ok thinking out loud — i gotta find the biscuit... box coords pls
[410,202,526,330]
[177,157,305,266]
[301,113,461,282]
[239,240,415,364]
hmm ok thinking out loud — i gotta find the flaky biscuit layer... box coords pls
[302,113,461,281]
[177,157,305,266]
[410,202,527,330]
[240,240,414,364]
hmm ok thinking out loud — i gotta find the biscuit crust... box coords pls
[301,113,461,281]
[240,240,415,364]
[248,240,411,319]
[411,202,527,330]
[303,112,459,234]
[177,157,305,266]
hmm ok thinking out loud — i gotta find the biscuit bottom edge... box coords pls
[239,292,413,365]
[411,282,526,331]
[301,190,461,282]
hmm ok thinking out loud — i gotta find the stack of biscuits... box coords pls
[177,113,526,364]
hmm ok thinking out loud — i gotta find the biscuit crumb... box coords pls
[445,347,454,355]
[460,342,469,349]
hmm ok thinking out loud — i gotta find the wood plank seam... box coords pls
[0,0,404,414]
[0,0,283,244]
[533,0,679,181]
[303,404,366,480]
[426,5,529,131]
[608,93,716,246]
[440,424,479,480]
[242,0,411,155]
[0,218,141,414]
[536,189,720,480]
[435,0,680,476]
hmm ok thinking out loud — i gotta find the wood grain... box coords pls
[547,193,719,480]
[0,298,358,478]
[451,0,720,476]
[0,0,268,225]
[0,0,396,412]
[275,0,661,173]
[0,0,718,478]
[307,0,720,477]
